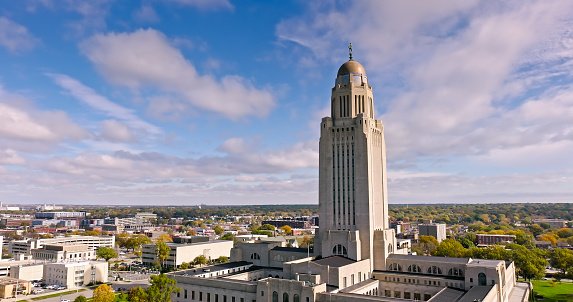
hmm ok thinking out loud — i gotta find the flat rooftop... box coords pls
[313,256,356,267]
[388,254,471,264]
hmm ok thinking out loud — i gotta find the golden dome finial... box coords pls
[348,43,353,61]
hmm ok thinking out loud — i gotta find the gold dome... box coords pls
[337,60,366,76]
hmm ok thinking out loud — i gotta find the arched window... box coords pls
[283,293,289,302]
[250,253,260,260]
[448,268,463,276]
[293,294,299,302]
[273,292,278,302]
[478,273,487,286]
[407,265,421,273]
[387,263,402,271]
[332,244,348,257]
[427,266,442,275]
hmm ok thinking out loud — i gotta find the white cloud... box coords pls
[166,0,233,11]
[80,29,275,119]
[100,120,136,142]
[133,4,160,23]
[0,86,87,143]
[49,73,160,135]
[0,17,39,53]
[0,149,26,165]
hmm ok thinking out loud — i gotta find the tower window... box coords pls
[332,244,347,257]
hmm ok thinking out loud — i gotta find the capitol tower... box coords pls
[316,45,396,271]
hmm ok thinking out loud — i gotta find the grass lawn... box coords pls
[30,289,87,301]
[532,280,573,302]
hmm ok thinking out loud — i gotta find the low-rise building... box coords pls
[44,261,108,288]
[142,240,233,267]
[418,223,447,243]
[9,263,43,281]
[476,234,516,246]
[0,277,31,298]
[31,244,96,262]
[9,236,114,255]
[531,219,568,229]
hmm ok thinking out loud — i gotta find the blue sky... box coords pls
[1,0,572,205]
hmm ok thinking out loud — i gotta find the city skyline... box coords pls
[1,0,572,205]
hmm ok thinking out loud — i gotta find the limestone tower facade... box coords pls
[316,46,395,271]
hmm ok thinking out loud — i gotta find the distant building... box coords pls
[44,261,108,288]
[476,234,516,246]
[34,212,86,219]
[8,236,114,255]
[0,202,20,211]
[142,240,233,267]
[133,212,157,221]
[531,219,567,229]
[36,204,63,211]
[261,220,310,229]
[418,223,447,243]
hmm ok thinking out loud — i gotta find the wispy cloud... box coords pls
[165,0,233,11]
[0,17,40,53]
[49,73,161,135]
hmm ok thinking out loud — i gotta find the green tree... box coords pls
[507,244,547,281]
[180,262,190,269]
[93,284,115,302]
[512,230,535,249]
[549,248,573,276]
[155,241,171,268]
[146,274,180,302]
[556,228,573,239]
[213,225,225,235]
[220,233,235,240]
[127,286,148,302]
[74,295,88,302]
[528,224,544,237]
[193,255,207,266]
[433,239,468,258]
[217,256,229,263]
[260,224,276,231]
[96,247,117,262]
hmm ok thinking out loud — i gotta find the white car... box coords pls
[61,299,70,302]
[32,289,44,294]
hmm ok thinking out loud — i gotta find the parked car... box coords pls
[61,299,70,302]
[32,289,44,294]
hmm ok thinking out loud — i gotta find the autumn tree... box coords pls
[127,286,148,302]
[280,225,292,235]
[93,284,115,302]
[417,236,439,256]
[155,241,171,268]
[156,233,173,243]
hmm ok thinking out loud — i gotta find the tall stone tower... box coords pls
[316,45,395,271]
